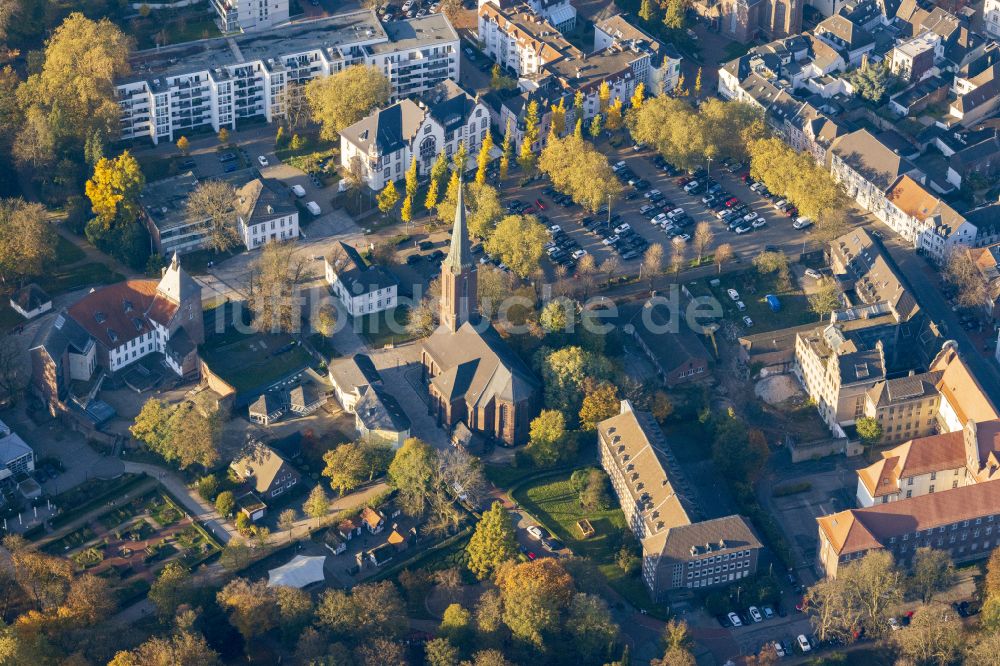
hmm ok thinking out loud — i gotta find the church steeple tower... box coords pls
[439,181,478,332]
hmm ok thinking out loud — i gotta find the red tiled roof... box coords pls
[66,280,165,350]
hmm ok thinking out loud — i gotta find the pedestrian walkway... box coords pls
[265,480,390,545]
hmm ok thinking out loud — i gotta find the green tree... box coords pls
[405,155,419,201]
[639,0,656,21]
[566,593,619,662]
[518,101,540,173]
[483,214,548,278]
[855,416,883,448]
[425,638,460,666]
[197,475,219,501]
[215,490,235,517]
[527,410,567,467]
[663,0,688,30]
[305,65,391,140]
[751,250,791,291]
[278,509,298,543]
[303,484,330,526]
[401,194,413,227]
[466,502,518,580]
[216,578,278,643]
[388,437,437,516]
[588,113,603,139]
[538,346,613,415]
[495,559,574,647]
[148,561,192,619]
[850,60,896,105]
[808,278,841,319]
[579,382,619,431]
[377,179,399,217]
[218,127,230,143]
[475,131,494,185]
[894,602,962,665]
[322,442,368,495]
[539,134,623,212]
[909,547,956,603]
[439,603,473,649]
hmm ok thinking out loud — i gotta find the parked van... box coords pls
[291,184,306,197]
[306,201,321,216]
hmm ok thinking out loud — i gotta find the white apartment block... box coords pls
[986,0,1000,40]
[339,81,490,190]
[212,0,289,33]
[117,11,459,145]
[235,179,300,250]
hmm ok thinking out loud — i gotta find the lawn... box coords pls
[512,471,672,616]
[55,234,86,264]
[200,330,313,393]
[138,154,185,183]
[358,305,414,349]
[700,268,815,333]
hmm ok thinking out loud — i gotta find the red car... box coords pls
[535,198,546,210]
[676,176,693,186]
[741,173,752,183]
[785,207,799,217]
[725,197,740,207]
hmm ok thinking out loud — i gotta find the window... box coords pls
[907,477,913,486]
[930,471,936,480]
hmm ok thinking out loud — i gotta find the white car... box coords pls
[743,211,759,223]
[727,288,740,301]
[683,180,700,193]
[667,208,685,219]
[797,635,811,652]
[749,606,763,623]
[571,249,588,260]
[735,225,752,234]
[805,268,822,279]
[257,155,269,167]
[716,209,731,219]
[644,189,662,200]
[546,246,561,256]
[736,301,746,311]
[613,160,627,171]
[752,218,767,229]
[401,0,414,10]
[743,315,754,327]
[602,235,620,246]
[652,213,668,225]
[773,199,788,210]
[548,225,562,235]
[290,184,306,197]
[526,525,543,539]
[793,216,813,230]
[727,612,742,627]
[305,201,321,216]
[640,204,657,216]
[773,642,786,657]
[672,233,690,243]
[614,223,631,234]
[632,143,644,151]
[889,617,901,632]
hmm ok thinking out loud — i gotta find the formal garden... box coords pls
[39,489,221,600]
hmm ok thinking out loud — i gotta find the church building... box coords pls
[420,185,541,446]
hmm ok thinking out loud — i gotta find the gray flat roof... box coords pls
[126,10,386,83]
[369,14,458,54]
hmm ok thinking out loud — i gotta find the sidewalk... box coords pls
[266,480,390,545]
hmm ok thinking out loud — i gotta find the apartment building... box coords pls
[212,0,289,33]
[882,175,973,264]
[325,242,398,317]
[829,130,924,218]
[593,14,682,94]
[861,371,942,446]
[598,401,762,601]
[339,80,490,190]
[117,11,459,145]
[818,479,1000,578]
[987,0,1000,40]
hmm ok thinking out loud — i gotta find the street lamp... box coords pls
[706,156,713,178]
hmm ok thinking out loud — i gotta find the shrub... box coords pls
[772,482,811,497]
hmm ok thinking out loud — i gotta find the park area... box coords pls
[39,487,221,600]
[200,329,314,393]
[512,470,669,615]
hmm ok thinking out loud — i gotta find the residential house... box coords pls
[629,300,712,388]
[248,391,285,425]
[599,401,762,601]
[230,440,302,500]
[325,242,398,317]
[360,506,385,534]
[861,370,942,446]
[30,255,203,411]
[986,0,1000,40]
[235,178,300,250]
[328,353,383,413]
[10,285,51,320]
[593,14,682,94]
[338,517,363,540]
[815,14,875,66]
[288,383,325,416]
[888,32,940,82]
[117,11,460,144]
[817,478,1000,578]
[946,133,1000,189]
[0,419,34,482]
[829,129,923,217]
[338,80,490,190]
[882,175,973,263]
[354,385,411,448]
[965,243,1000,320]
[949,63,1000,126]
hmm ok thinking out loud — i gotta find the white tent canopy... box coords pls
[267,554,327,588]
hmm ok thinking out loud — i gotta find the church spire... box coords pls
[443,179,471,274]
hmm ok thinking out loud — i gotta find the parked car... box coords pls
[728,612,743,627]
[743,211,759,223]
[736,301,746,311]
[614,223,631,234]
[290,184,306,197]
[571,249,588,260]
[804,268,822,279]
[735,225,752,234]
[644,189,663,200]
[257,155,269,167]
[602,235,620,246]
[525,525,547,540]
[683,180,701,193]
[743,315,754,327]
[548,225,561,235]
[727,289,740,301]
[749,607,763,623]
[797,635,811,652]
[773,642,786,657]
[640,204,657,216]
[752,219,767,229]
[762,606,775,620]
[305,201,321,216]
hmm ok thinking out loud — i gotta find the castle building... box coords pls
[419,184,540,446]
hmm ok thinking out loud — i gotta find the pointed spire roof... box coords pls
[444,180,472,273]
[156,252,199,304]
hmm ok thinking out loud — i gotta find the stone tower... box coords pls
[439,182,478,332]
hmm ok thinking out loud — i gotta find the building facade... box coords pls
[325,242,399,317]
[212,0,289,33]
[598,401,762,601]
[117,11,459,145]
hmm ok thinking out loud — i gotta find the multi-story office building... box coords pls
[212,0,289,33]
[117,11,459,145]
[598,401,762,601]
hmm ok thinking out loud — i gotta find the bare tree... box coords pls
[248,242,310,333]
[187,180,239,253]
[642,243,664,288]
[276,81,310,132]
[599,256,620,284]
[945,249,988,308]
[714,242,733,275]
[693,221,714,264]
[669,243,685,278]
